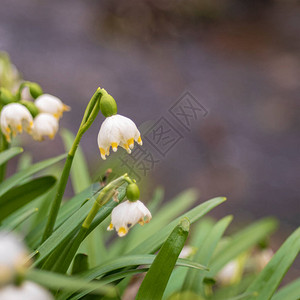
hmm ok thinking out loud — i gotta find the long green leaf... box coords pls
[208,218,278,276]
[128,197,227,255]
[68,269,149,300]
[271,278,300,300]
[0,176,56,221]
[25,184,98,248]
[4,208,38,231]
[136,218,191,300]
[58,254,207,300]
[0,147,23,165]
[0,153,66,198]
[245,227,300,300]
[32,185,126,266]
[26,269,116,297]
[125,189,198,253]
[183,215,233,294]
[162,218,215,299]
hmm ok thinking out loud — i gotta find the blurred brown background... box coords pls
[1,0,299,275]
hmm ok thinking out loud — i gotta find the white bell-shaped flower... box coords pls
[0,281,53,300]
[97,114,142,160]
[35,94,70,119]
[0,232,30,285]
[0,103,33,142]
[32,113,59,141]
[107,200,151,237]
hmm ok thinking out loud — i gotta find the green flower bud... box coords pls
[126,183,140,201]
[100,90,117,117]
[28,82,43,99]
[0,88,15,105]
[19,100,39,117]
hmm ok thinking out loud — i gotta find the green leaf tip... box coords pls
[179,217,190,232]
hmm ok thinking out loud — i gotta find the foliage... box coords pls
[0,53,299,300]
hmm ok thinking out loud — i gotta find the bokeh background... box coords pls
[1,0,299,280]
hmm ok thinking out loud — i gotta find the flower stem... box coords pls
[51,174,129,273]
[0,131,9,182]
[42,88,102,242]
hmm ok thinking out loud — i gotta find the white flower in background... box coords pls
[35,94,70,119]
[0,232,30,285]
[97,114,142,160]
[32,113,59,141]
[255,248,274,271]
[0,103,33,142]
[107,200,151,237]
[216,260,239,286]
[0,281,53,300]
[179,246,197,259]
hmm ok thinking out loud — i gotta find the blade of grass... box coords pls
[271,278,300,300]
[136,218,191,300]
[183,215,233,294]
[0,176,56,221]
[26,269,116,297]
[58,254,207,300]
[128,197,227,255]
[162,218,215,300]
[3,208,38,231]
[0,153,66,198]
[25,184,97,248]
[0,147,23,165]
[245,227,300,300]
[33,186,126,267]
[208,218,278,277]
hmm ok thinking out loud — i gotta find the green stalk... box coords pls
[0,131,9,182]
[51,174,129,274]
[42,88,102,242]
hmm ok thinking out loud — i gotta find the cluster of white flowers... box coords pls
[0,94,69,142]
[107,200,152,237]
[0,231,53,300]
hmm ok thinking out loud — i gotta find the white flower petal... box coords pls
[0,281,53,300]
[108,200,151,237]
[97,114,142,159]
[32,113,59,141]
[0,231,29,284]
[35,94,70,119]
[0,103,33,142]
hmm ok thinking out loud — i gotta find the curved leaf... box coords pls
[0,176,56,221]
[26,269,116,297]
[58,254,207,300]
[246,227,300,300]
[136,218,191,300]
[0,153,66,198]
[0,147,23,165]
[128,197,227,255]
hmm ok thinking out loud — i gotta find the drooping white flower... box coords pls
[0,281,53,300]
[35,94,70,119]
[31,113,59,141]
[107,200,151,237]
[0,103,33,142]
[0,232,30,285]
[97,114,142,160]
